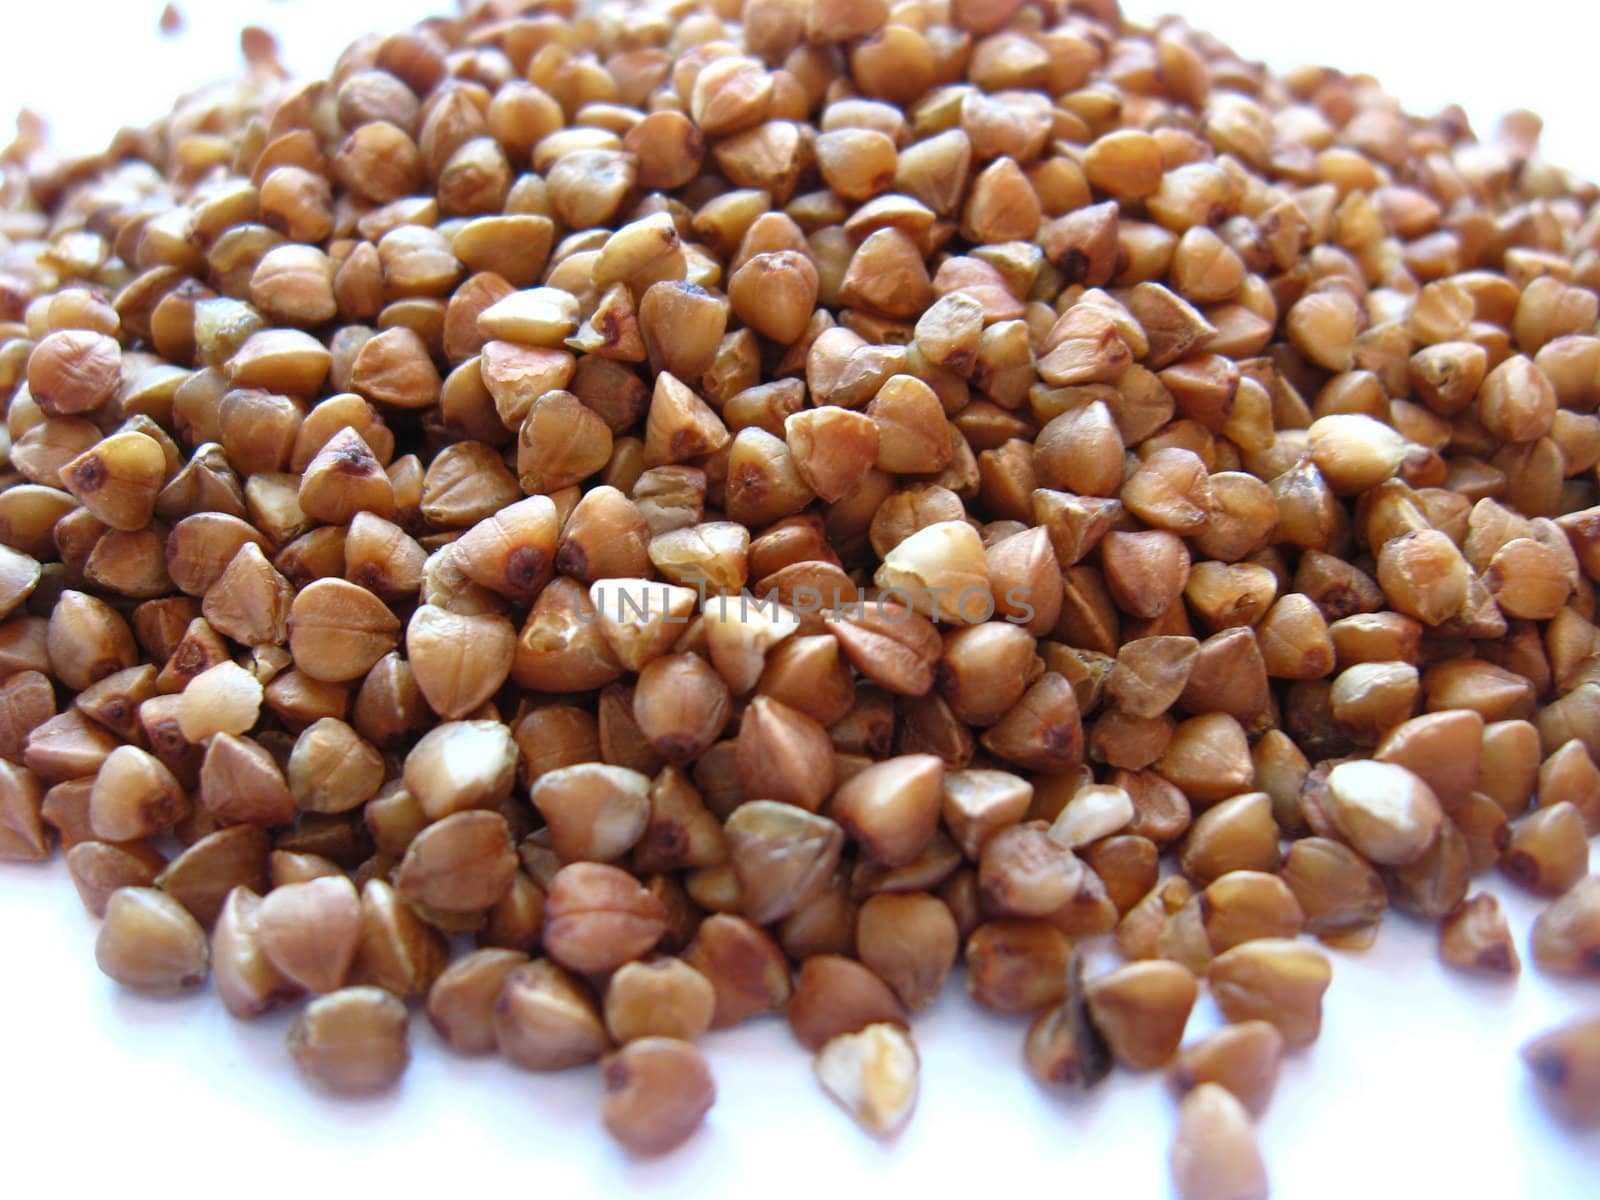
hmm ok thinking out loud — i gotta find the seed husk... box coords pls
[1024,948,1112,1089]
[288,986,410,1096]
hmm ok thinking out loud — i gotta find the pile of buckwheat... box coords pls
[0,0,1598,1191]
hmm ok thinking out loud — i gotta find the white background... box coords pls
[2,2,1599,1197]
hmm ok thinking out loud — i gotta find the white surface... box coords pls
[3,850,1598,1197]
[3,2,1600,1197]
